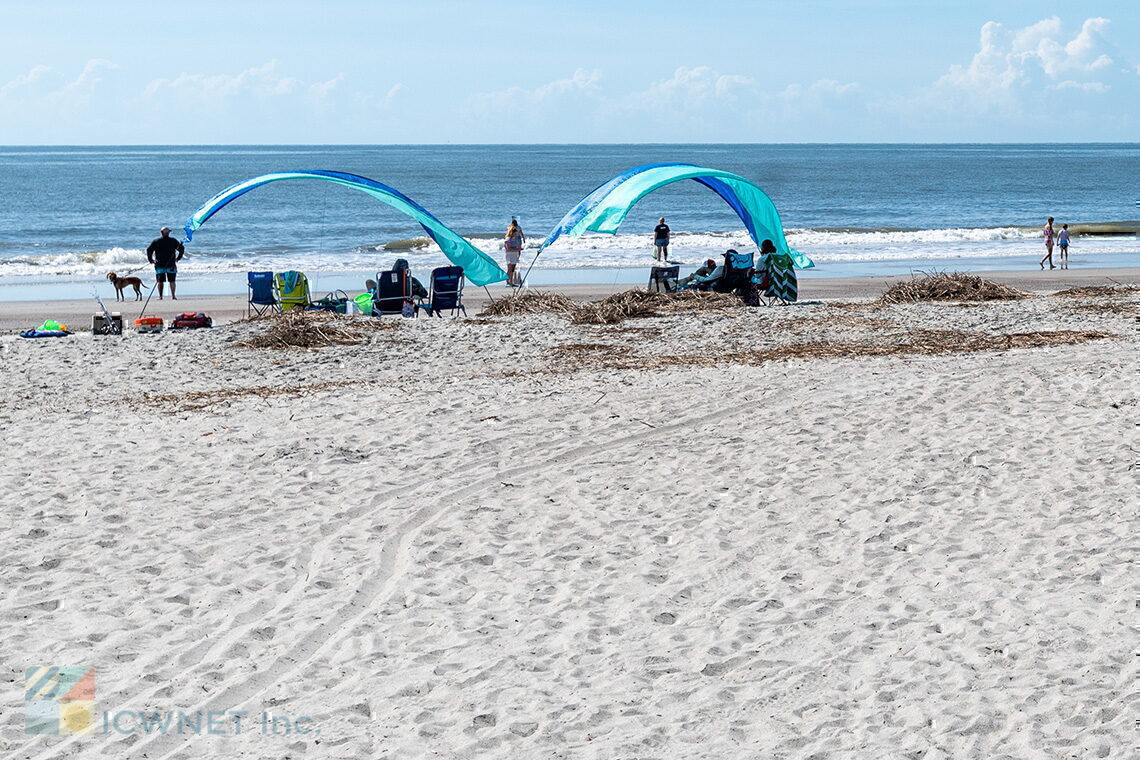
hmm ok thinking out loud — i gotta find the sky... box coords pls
[1,0,1138,144]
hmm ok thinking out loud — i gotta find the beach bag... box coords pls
[311,290,349,314]
[171,312,212,329]
[401,299,415,318]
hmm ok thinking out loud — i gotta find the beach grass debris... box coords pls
[532,329,1110,374]
[1067,300,1139,315]
[138,380,366,413]
[878,272,1029,304]
[479,291,576,317]
[570,289,741,324]
[235,309,397,350]
[807,311,899,329]
[1051,284,1138,298]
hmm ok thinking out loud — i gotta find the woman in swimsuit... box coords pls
[1039,216,1055,270]
[504,218,525,286]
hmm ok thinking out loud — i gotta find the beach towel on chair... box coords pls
[275,271,311,312]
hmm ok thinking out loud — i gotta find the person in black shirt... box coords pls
[653,217,670,263]
[146,226,184,300]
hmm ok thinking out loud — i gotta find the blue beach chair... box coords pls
[421,266,466,317]
[247,271,278,316]
[714,250,754,295]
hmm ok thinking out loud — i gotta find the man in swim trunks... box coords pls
[147,226,185,299]
[653,217,670,262]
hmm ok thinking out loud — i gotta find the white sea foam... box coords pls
[1,227,1136,280]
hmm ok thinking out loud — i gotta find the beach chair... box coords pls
[247,271,278,316]
[420,266,466,317]
[372,267,413,316]
[759,253,798,305]
[713,251,754,296]
[648,265,680,293]
[275,271,312,312]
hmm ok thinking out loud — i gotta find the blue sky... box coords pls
[1,1,1138,143]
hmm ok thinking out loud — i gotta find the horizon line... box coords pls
[2,141,1140,149]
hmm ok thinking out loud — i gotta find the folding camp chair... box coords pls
[372,267,413,316]
[247,271,278,316]
[713,251,755,296]
[758,253,798,305]
[275,271,312,312]
[648,265,680,293]
[420,266,466,317]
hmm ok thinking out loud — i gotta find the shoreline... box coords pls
[2,265,1138,334]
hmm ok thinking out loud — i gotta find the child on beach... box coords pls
[1039,216,1055,270]
[1057,224,1071,269]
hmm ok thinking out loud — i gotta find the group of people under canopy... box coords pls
[662,239,799,304]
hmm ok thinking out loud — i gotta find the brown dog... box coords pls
[107,272,145,301]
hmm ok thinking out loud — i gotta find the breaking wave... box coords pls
[2,223,1137,279]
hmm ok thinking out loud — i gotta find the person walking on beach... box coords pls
[653,217,670,263]
[147,226,184,299]
[504,218,525,287]
[1057,223,1071,269]
[1039,216,1056,270]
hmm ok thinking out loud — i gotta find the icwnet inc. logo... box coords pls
[25,666,96,735]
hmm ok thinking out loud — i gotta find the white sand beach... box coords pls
[1,279,1138,758]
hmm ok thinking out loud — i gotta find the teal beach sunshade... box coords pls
[184,171,507,286]
[539,163,813,269]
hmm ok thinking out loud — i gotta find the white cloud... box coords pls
[937,17,1118,98]
[630,66,758,109]
[141,61,349,113]
[1051,80,1110,93]
[468,68,602,113]
[62,59,119,96]
[1,64,52,95]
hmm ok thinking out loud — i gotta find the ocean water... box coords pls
[1,144,1138,297]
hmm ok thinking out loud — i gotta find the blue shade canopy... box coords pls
[539,163,813,269]
[184,170,507,286]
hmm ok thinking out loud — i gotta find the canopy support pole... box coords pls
[520,249,542,287]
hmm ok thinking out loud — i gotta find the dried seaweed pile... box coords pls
[879,272,1028,304]
[807,312,899,329]
[570,289,741,325]
[538,329,1109,375]
[1052,284,1137,298]
[138,380,365,412]
[235,310,395,350]
[1069,301,1139,315]
[479,291,575,317]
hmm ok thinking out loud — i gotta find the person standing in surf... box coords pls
[504,218,525,286]
[653,217,671,263]
[1039,216,1056,270]
[147,226,184,299]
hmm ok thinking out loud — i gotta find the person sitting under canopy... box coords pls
[679,258,718,288]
